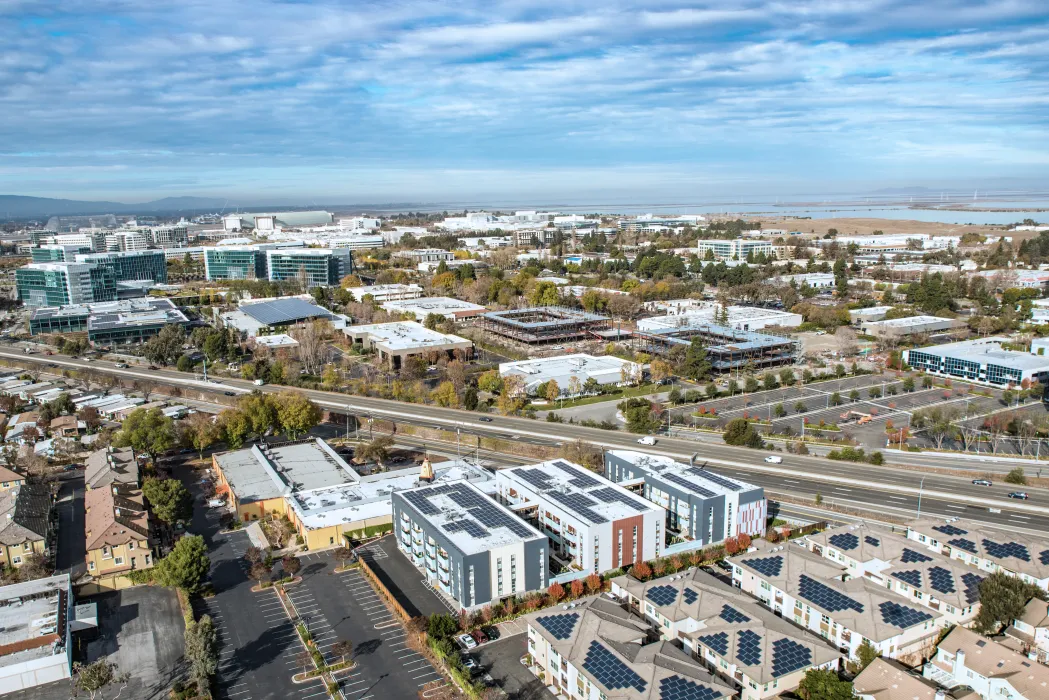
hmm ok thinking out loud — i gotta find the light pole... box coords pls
[916,476,926,520]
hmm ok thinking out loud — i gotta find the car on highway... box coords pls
[1007,491,1030,500]
[478,416,494,422]
[972,479,993,486]
[148,365,159,370]
[47,363,57,368]
[637,436,656,445]
[223,391,236,396]
[457,634,477,650]
[114,363,128,368]
[764,456,783,464]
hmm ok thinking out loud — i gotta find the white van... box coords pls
[764,455,783,464]
[636,436,656,446]
[253,379,265,386]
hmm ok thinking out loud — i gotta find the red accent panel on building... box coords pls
[612,515,644,569]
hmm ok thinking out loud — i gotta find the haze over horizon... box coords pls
[4,1,1049,203]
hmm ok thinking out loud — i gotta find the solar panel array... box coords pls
[828,533,860,551]
[928,567,956,594]
[590,487,648,512]
[682,588,699,605]
[745,556,783,578]
[719,605,750,624]
[546,490,608,524]
[771,638,812,677]
[697,631,729,656]
[646,585,679,607]
[659,676,724,700]
[536,613,579,640]
[879,601,933,628]
[444,520,488,538]
[933,524,968,536]
[891,570,923,588]
[949,538,978,554]
[736,630,762,666]
[402,489,440,515]
[961,573,984,604]
[686,467,742,491]
[864,536,881,547]
[900,549,933,563]
[240,297,334,325]
[1041,550,1049,566]
[982,539,1031,562]
[582,640,647,693]
[516,468,555,491]
[798,575,865,613]
[402,482,537,541]
[552,461,601,488]
[663,472,716,499]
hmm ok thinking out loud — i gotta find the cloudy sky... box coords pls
[2,0,1048,204]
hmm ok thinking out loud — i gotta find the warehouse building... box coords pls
[343,321,473,369]
[74,250,167,284]
[265,247,353,287]
[495,460,663,574]
[604,451,766,546]
[771,272,835,289]
[848,306,893,324]
[381,297,487,320]
[219,296,347,337]
[29,298,191,345]
[393,478,547,611]
[499,354,642,397]
[15,262,116,308]
[523,594,736,700]
[609,569,842,700]
[858,315,964,338]
[903,337,1049,388]
[640,300,803,332]
[222,210,334,231]
[482,307,610,344]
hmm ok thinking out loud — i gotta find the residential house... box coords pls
[3,413,39,445]
[84,447,139,490]
[84,485,153,588]
[0,465,25,492]
[0,484,53,570]
[854,657,949,700]
[48,415,80,438]
[924,626,1049,700]
[1005,597,1049,664]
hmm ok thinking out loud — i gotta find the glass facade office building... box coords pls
[904,339,1049,388]
[204,248,267,281]
[265,249,352,287]
[75,250,167,283]
[15,263,116,308]
[31,245,92,263]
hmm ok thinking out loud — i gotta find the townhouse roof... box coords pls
[612,568,842,685]
[853,657,946,700]
[907,519,1049,582]
[1018,597,1049,628]
[0,484,51,545]
[0,464,23,484]
[85,447,139,489]
[84,484,149,550]
[523,595,736,700]
[933,626,1049,698]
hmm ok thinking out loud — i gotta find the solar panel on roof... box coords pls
[659,676,724,700]
[928,567,956,595]
[961,573,984,605]
[879,601,933,628]
[798,575,865,613]
[682,588,699,605]
[552,461,601,488]
[589,487,648,512]
[686,467,742,491]
[864,536,881,547]
[982,539,1030,562]
[949,538,978,554]
[443,519,488,538]
[663,472,716,499]
[582,640,647,693]
[829,533,860,551]
[901,549,933,564]
[646,585,678,607]
[891,570,922,588]
[736,630,762,667]
[403,491,440,515]
[771,637,812,677]
[718,605,750,624]
[536,613,579,640]
[933,524,968,536]
[697,631,729,656]
[1041,550,1049,566]
[240,298,333,325]
[546,490,608,524]
[516,468,553,491]
[744,555,783,578]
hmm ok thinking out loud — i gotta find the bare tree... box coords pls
[133,380,158,403]
[292,320,332,375]
[835,326,858,358]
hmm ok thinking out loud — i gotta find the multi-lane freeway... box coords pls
[5,350,1048,533]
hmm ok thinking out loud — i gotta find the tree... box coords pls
[649,359,671,384]
[680,338,712,381]
[332,546,353,569]
[545,379,561,403]
[244,546,263,566]
[463,387,479,411]
[71,660,132,700]
[185,615,218,691]
[723,418,763,448]
[292,320,331,375]
[431,381,460,408]
[498,374,527,415]
[183,411,221,458]
[773,403,786,418]
[585,573,602,593]
[219,408,251,449]
[78,405,102,432]
[973,572,1047,634]
[797,668,852,700]
[570,579,584,598]
[176,355,193,372]
[275,391,321,439]
[356,435,395,469]
[427,613,459,641]
[250,561,271,587]
[238,392,279,436]
[547,582,565,602]
[143,323,187,366]
[423,313,447,331]
[113,407,177,463]
[153,535,211,594]
[332,639,354,664]
[477,370,503,394]
[282,555,301,578]
[1005,467,1027,485]
[142,477,193,525]
[846,639,880,675]
[835,326,858,357]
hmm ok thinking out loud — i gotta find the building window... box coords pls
[22,542,31,551]
[12,556,21,565]
[88,561,95,571]
[102,546,111,559]
[128,541,135,550]
[114,556,124,566]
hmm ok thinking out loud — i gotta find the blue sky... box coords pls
[2,0,1048,204]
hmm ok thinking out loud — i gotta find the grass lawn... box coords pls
[532,383,665,410]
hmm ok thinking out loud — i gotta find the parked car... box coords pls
[149,365,159,370]
[478,416,494,422]
[481,625,499,641]
[764,456,782,464]
[457,634,477,650]
[972,479,992,486]
[637,436,656,445]
[207,498,226,508]
[1007,491,1030,500]
[461,657,481,675]
[471,629,489,645]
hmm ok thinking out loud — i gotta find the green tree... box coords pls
[849,389,860,402]
[356,435,395,468]
[113,407,177,463]
[829,392,842,406]
[185,615,218,691]
[620,398,661,434]
[545,379,561,402]
[973,572,1047,634]
[153,535,211,595]
[762,373,778,391]
[431,381,459,408]
[71,660,132,700]
[1005,467,1027,485]
[744,376,759,393]
[835,363,847,378]
[705,382,719,399]
[182,411,221,458]
[773,403,786,418]
[846,639,880,675]
[423,313,447,331]
[238,392,279,436]
[463,387,479,410]
[477,370,503,394]
[794,400,807,413]
[797,668,852,700]
[427,613,459,641]
[680,338,712,381]
[275,392,321,439]
[723,418,763,448]
[902,376,915,392]
[142,477,193,525]
[143,324,187,366]
[219,409,251,449]
[176,355,193,372]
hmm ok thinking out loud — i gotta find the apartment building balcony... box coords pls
[922,662,954,687]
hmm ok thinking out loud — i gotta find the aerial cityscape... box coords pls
[1,2,1048,700]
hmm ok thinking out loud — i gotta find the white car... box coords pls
[458,634,478,650]
[207,498,226,508]
[636,436,656,446]
[764,456,783,464]
[253,379,265,386]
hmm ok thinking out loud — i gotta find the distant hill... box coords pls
[0,194,228,219]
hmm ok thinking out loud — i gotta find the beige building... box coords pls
[924,626,1049,700]
[0,466,25,492]
[854,657,948,700]
[84,485,154,588]
[84,447,139,490]
[343,321,473,370]
[0,484,52,570]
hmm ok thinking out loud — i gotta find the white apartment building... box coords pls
[693,239,774,261]
[495,460,663,574]
[104,231,151,252]
[924,626,1049,700]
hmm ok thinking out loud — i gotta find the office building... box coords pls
[924,626,1048,700]
[904,519,1049,592]
[693,239,774,261]
[402,248,455,263]
[29,298,190,345]
[523,594,736,700]
[382,297,487,320]
[728,542,945,661]
[771,272,836,289]
[849,306,893,324]
[350,283,424,302]
[15,263,115,308]
[203,246,268,281]
[103,231,151,252]
[604,451,766,546]
[84,484,154,589]
[634,322,798,371]
[337,217,380,231]
[74,250,167,284]
[219,296,347,337]
[640,300,803,332]
[495,460,663,574]
[499,354,642,397]
[30,245,92,263]
[147,225,189,248]
[0,483,52,570]
[343,322,473,370]
[858,315,964,338]
[265,247,353,287]
[902,338,1049,388]
[0,575,75,693]
[482,307,610,344]
[393,479,546,610]
[610,568,841,700]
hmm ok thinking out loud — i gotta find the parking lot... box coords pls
[357,535,454,618]
[469,635,550,700]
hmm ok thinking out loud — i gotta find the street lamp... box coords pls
[916,476,926,520]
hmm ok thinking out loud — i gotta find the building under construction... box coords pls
[633,321,798,372]
[481,306,610,344]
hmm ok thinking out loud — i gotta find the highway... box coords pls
[4,350,1048,533]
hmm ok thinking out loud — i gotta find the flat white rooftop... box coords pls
[861,315,958,329]
[606,450,759,499]
[0,574,69,668]
[215,439,358,504]
[381,297,486,317]
[345,321,471,351]
[908,337,1049,371]
[500,354,637,392]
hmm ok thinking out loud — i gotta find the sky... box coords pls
[2,0,1049,205]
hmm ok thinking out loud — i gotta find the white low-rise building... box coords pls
[772,272,836,289]
[0,575,76,693]
[640,300,802,332]
[499,354,641,397]
[344,321,473,370]
[903,338,1049,389]
[381,296,487,319]
[924,626,1049,700]
[350,283,424,302]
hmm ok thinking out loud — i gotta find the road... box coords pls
[5,351,1047,533]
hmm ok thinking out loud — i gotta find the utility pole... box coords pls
[916,476,926,520]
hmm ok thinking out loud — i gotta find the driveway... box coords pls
[54,474,85,579]
[360,535,453,618]
[470,636,551,700]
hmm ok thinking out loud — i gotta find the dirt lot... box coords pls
[762,216,1007,237]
